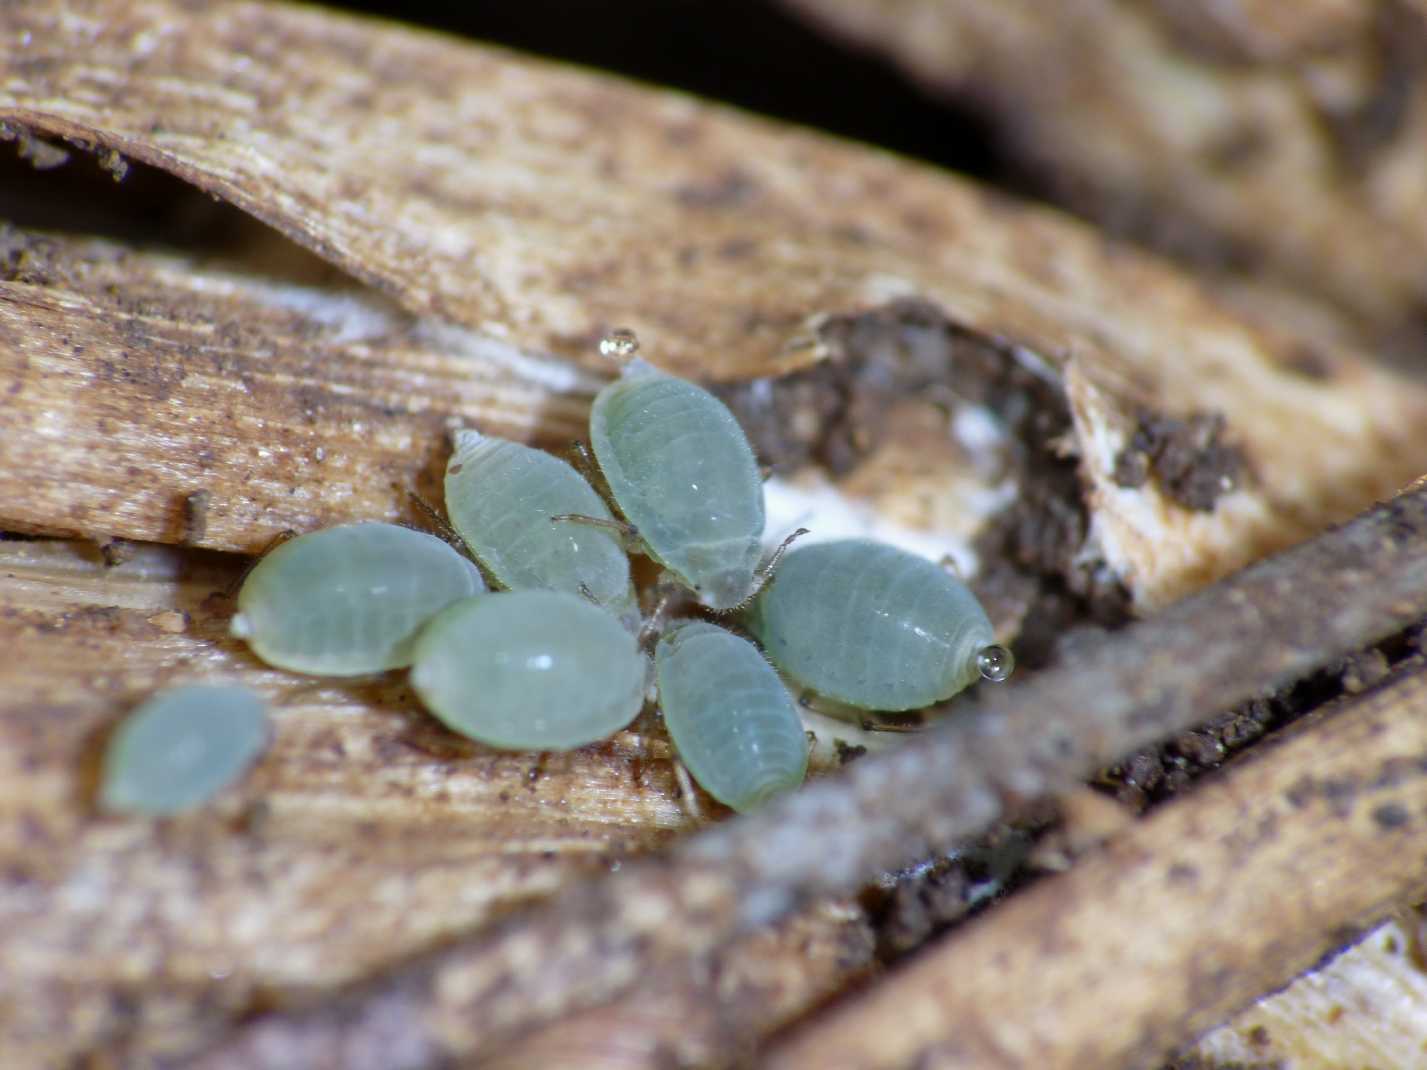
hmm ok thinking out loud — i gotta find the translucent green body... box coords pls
[590,361,764,611]
[99,685,269,816]
[232,522,486,675]
[445,430,636,620]
[655,621,807,812]
[746,539,996,711]
[410,590,646,750]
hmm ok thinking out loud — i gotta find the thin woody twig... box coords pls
[185,484,1427,1069]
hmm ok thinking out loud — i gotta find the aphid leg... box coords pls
[550,512,645,553]
[673,759,706,825]
[735,526,811,609]
[759,464,775,483]
[407,491,468,553]
[937,553,965,581]
[566,439,600,482]
[223,529,296,599]
[856,713,925,734]
[565,438,628,518]
[638,576,684,649]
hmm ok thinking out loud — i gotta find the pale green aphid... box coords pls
[655,620,808,812]
[99,685,269,816]
[410,589,646,750]
[745,538,1013,711]
[589,357,766,611]
[444,429,636,623]
[232,522,485,676]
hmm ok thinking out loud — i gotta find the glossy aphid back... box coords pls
[410,589,647,751]
[232,522,486,676]
[99,685,269,816]
[445,429,636,620]
[746,538,1006,711]
[590,360,765,611]
[655,620,807,812]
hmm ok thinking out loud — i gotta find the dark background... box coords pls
[2,1,1015,262]
[321,0,1003,182]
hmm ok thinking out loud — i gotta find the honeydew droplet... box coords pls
[976,644,1014,683]
[599,327,640,361]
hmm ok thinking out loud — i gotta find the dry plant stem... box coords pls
[190,486,1427,1068]
[767,663,1427,1070]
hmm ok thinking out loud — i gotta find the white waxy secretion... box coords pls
[655,620,807,812]
[746,538,1012,711]
[410,589,647,751]
[231,522,486,676]
[444,429,636,621]
[99,685,269,816]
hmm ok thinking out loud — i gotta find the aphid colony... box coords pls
[100,333,1013,817]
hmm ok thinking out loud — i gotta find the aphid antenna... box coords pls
[937,552,966,581]
[404,494,498,587]
[730,526,811,612]
[565,438,600,483]
[222,528,297,599]
[672,759,706,826]
[564,438,627,524]
[637,577,686,649]
[406,491,468,551]
[856,714,926,735]
[549,512,645,553]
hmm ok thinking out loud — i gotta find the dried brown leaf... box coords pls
[779,0,1427,357]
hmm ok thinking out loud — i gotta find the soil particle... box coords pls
[1112,409,1244,512]
[1102,697,1281,811]
[865,858,971,959]
[1337,649,1391,694]
[1373,802,1412,829]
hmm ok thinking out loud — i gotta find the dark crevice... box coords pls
[0,133,354,289]
[717,296,1133,673]
[332,0,1005,184]
[1100,619,1426,813]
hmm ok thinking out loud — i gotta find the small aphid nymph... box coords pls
[589,346,766,611]
[99,685,269,816]
[410,589,647,751]
[231,521,486,676]
[655,620,807,812]
[444,429,636,623]
[746,538,1012,711]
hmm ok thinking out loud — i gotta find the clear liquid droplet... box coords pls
[976,644,1014,683]
[599,328,640,361]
